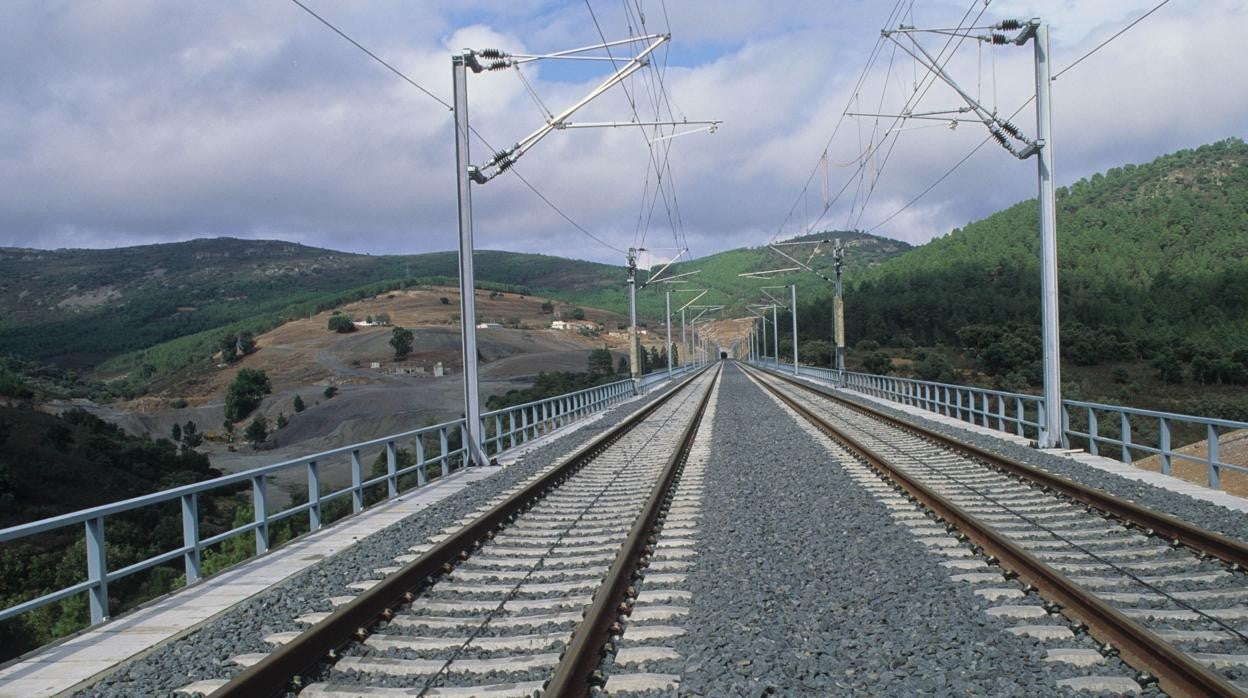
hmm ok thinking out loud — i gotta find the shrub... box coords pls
[327,315,355,333]
[224,369,271,422]
[244,416,267,444]
[914,351,954,382]
[293,395,305,413]
[323,386,338,399]
[390,327,414,360]
[862,351,892,375]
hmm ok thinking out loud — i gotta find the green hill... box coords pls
[0,231,909,395]
[778,138,1248,410]
[0,241,617,370]
[840,137,1248,349]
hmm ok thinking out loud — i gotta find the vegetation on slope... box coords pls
[781,138,1248,415]
[0,407,226,659]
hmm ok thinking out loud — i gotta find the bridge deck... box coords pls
[4,371,1248,696]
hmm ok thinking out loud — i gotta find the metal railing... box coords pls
[0,378,638,629]
[638,361,700,391]
[750,359,1248,492]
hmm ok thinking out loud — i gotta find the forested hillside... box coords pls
[843,137,1248,351]
[783,138,1248,411]
[0,241,613,371]
[0,407,225,658]
[0,231,908,396]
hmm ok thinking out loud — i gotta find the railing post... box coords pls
[1015,397,1024,438]
[1060,404,1070,449]
[1087,409,1098,456]
[509,410,517,450]
[415,434,427,487]
[460,423,470,468]
[85,517,108,624]
[440,427,450,477]
[981,393,989,427]
[181,493,201,584]
[1037,401,1047,446]
[494,414,503,454]
[252,475,269,554]
[386,441,398,497]
[1159,417,1172,475]
[351,449,364,513]
[1120,412,1132,462]
[996,395,1006,432]
[1208,423,1221,490]
[307,460,321,531]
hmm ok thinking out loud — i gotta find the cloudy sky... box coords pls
[2,0,1244,265]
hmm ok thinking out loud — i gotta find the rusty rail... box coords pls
[546,362,719,695]
[212,365,713,698]
[743,362,1243,698]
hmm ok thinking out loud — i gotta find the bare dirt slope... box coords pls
[61,286,670,493]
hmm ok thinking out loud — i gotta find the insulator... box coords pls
[999,19,1022,31]
[999,120,1022,138]
[487,60,510,71]
[991,33,1010,45]
[478,48,503,59]
[992,130,1010,148]
[497,158,514,173]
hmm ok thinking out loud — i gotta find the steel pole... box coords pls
[771,304,779,369]
[665,291,673,378]
[834,268,846,381]
[790,284,799,375]
[680,308,687,366]
[1034,21,1062,449]
[627,255,640,382]
[451,52,487,467]
[753,318,763,362]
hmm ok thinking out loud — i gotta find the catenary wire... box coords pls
[1054,0,1171,80]
[288,0,451,110]
[865,0,1174,233]
[287,0,625,255]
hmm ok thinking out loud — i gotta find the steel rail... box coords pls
[753,363,1248,569]
[546,362,720,696]
[742,362,1244,698]
[211,365,713,698]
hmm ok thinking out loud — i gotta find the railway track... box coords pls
[202,364,718,698]
[743,362,1248,697]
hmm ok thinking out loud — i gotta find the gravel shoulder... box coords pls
[75,378,684,697]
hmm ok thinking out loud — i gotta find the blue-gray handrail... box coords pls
[0,372,673,629]
[751,359,1248,492]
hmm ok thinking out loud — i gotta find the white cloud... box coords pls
[0,0,1243,266]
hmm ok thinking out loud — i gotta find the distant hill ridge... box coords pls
[3,137,1244,393]
[0,230,907,378]
[827,137,1248,354]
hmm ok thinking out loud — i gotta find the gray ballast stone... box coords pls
[827,381,1248,546]
[673,366,1047,694]
[673,363,1132,697]
[76,386,675,698]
